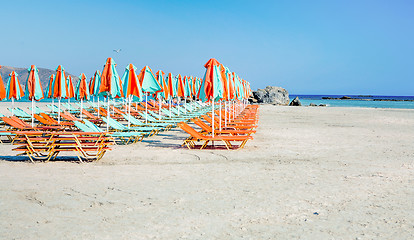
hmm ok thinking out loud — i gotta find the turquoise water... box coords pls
[291,95,414,109]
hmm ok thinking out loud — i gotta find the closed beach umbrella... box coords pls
[198,58,224,136]
[99,57,124,131]
[156,70,168,100]
[52,65,68,123]
[25,65,44,126]
[89,70,102,117]
[155,70,168,119]
[75,73,90,120]
[176,74,185,99]
[166,73,176,99]
[137,66,162,123]
[121,63,142,127]
[46,74,55,112]
[0,66,6,100]
[46,74,54,98]
[6,71,25,116]
[66,75,75,103]
[165,73,176,117]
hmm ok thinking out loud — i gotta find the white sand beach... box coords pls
[0,103,413,239]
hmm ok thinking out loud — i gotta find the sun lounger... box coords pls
[177,122,253,150]
[74,121,144,144]
[192,118,256,136]
[12,131,113,162]
[8,108,31,118]
[121,113,173,129]
[102,117,160,136]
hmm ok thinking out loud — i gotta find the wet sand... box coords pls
[0,103,413,239]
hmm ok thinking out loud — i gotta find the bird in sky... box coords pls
[113,49,121,53]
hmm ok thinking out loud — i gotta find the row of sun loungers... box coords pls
[0,100,258,161]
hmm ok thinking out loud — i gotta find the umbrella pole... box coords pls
[159,97,161,120]
[80,99,83,120]
[225,101,227,128]
[97,96,100,118]
[212,100,215,136]
[219,101,222,131]
[178,97,180,116]
[52,99,54,113]
[145,94,148,124]
[169,99,171,118]
[12,98,14,116]
[58,98,61,124]
[128,96,131,129]
[107,96,110,132]
[31,100,34,127]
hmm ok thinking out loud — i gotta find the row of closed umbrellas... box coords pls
[0,58,252,130]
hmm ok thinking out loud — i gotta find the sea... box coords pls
[290,95,414,109]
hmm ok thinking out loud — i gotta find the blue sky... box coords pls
[1,0,413,95]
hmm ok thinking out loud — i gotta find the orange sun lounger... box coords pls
[177,122,253,150]
[12,131,113,162]
[192,117,256,136]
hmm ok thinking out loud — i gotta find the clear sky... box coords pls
[1,0,413,95]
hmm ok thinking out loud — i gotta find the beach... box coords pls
[0,103,413,239]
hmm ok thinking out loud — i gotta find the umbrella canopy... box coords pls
[156,70,169,100]
[195,77,202,100]
[89,70,101,96]
[198,58,223,102]
[99,58,124,131]
[75,73,90,101]
[46,74,54,98]
[99,58,124,98]
[219,65,229,101]
[0,66,6,100]
[184,76,192,99]
[166,73,176,99]
[52,65,68,99]
[176,74,185,98]
[138,66,162,94]
[6,71,24,100]
[25,65,44,101]
[66,75,75,99]
[121,64,142,100]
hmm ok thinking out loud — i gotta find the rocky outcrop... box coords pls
[0,65,78,89]
[289,97,302,106]
[251,86,289,105]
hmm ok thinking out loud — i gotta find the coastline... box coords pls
[0,104,413,239]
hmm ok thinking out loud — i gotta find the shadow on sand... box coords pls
[0,155,83,163]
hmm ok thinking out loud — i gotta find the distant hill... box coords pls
[0,66,79,90]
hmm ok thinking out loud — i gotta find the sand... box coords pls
[0,103,413,239]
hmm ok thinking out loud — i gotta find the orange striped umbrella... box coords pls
[0,66,6,100]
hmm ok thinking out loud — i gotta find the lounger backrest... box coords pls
[177,122,204,139]
[34,114,51,125]
[82,109,97,119]
[84,119,103,132]
[2,117,25,129]
[40,113,58,124]
[192,118,212,132]
[10,116,31,128]
[74,121,94,132]
[111,106,125,115]
[121,114,142,126]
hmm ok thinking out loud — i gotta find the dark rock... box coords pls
[252,86,289,105]
[0,65,78,90]
[340,96,352,99]
[319,104,327,107]
[289,97,302,106]
[309,103,317,106]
